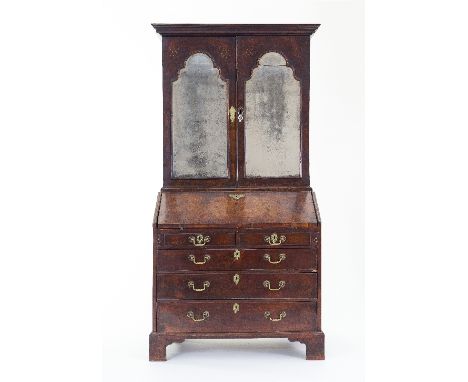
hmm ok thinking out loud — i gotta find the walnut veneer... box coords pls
[149,24,324,361]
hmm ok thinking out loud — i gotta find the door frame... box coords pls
[236,35,311,188]
[162,36,237,188]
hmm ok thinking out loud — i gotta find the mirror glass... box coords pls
[171,53,228,178]
[245,52,301,178]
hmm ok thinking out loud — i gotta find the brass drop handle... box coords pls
[188,234,211,247]
[187,280,210,292]
[264,311,286,321]
[263,253,286,264]
[263,280,286,291]
[237,106,244,122]
[264,233,286,246]
[188,254,211,265]
[187,311,209,322]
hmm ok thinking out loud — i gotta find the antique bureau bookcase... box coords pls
[149,24,324,361]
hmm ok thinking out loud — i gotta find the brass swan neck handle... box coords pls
[264,311,286,321]
[187,280,210,292]
[187,311,209,322]
[188,234,211,247]
[264,233,286,246]
[263,280,286,291]
[264,253,286,264]
[188,254,211,265]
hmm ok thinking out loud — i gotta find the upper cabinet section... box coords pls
[153,25,319,189]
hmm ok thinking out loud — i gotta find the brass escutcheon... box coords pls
[233,303,240,314]
[229,106,236,124]
[233,249,241,261]
[233,273,240,285]
[229,193,245,200]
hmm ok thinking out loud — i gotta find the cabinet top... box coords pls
[152,24,320,36]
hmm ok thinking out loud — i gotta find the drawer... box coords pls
[157,300,317,333]
[157,272,317,299]
[157,248,317,272]
[239,231,316,248]
[159,231,235,248]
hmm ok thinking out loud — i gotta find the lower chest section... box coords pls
[154,228,320,334]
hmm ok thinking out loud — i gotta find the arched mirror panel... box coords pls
[171,53,229,178]
[244,52,301,178]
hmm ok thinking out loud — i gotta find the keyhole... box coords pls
[237,106,244,122]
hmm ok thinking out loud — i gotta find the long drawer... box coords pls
[157,300,317,333]
[157,248,317,272]
[157,272,317,300]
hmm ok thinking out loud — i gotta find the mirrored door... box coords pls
[236,36,310,187]
[162,37,236,187]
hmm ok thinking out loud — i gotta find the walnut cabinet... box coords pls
[149,24,324,361]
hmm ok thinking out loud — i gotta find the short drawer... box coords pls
[157,272,317,300]
[157,248,317,272]
[157,300,317,333]
[239,231,315,248]
[159,231,236,248]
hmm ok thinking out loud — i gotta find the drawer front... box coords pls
[158,248,317,272]
[240,231,314,248]
[160,231,235,248]
[157,272,317,299]
[157,300,317,333]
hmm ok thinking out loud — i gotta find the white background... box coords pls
[0,1,467,382]
[99,1,364,380]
